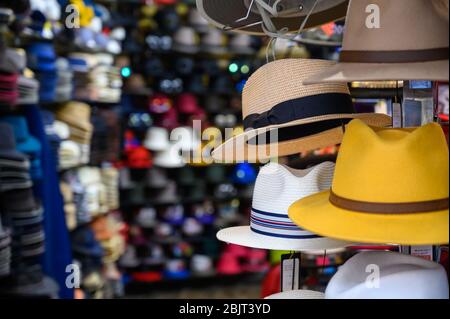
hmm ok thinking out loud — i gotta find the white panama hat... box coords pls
[154,142,186,168]
[265,290,325,299]
[144,127,171,152]
[325,251,449,299]
[217,161,352,251]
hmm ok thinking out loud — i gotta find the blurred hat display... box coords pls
[0,0,268,297]
[172,26,200,55]
[201,28,228,56]
[175,93,201,114]
[153,142,185,169]
[126,146,152,169]
[146,167,169,189]
[150,181,180,205]
[188,8,209,33]
[229,34,256,56]
[231,163,257,185]
[135,207,157,228]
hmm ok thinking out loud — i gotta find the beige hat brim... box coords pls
[217,226,351,251]
[211,113,392,163]
[304,60,450,84]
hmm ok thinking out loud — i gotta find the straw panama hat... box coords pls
[304,0,449,84]
[265,290,325,299]
[289,119,449,246]
[211,59,391,163]
[196,0,349,35]
[216,161,353,251]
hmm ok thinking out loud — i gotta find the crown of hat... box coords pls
[253,161,335,213]
[145,128,170,150]
[325,251,449,299]
[202,28,227,46]
[56,102,92,123]
[332,119,449,204]
[242,59,350,118]
[342,0,449,52]
[174,27,199,45]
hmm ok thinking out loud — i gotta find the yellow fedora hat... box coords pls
[289,119,449,245]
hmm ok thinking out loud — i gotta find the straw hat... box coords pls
[55,101,93,133]
[196,0,349,35]
[216,161,352,251]
[289,119,449,245]
[211,59,391,163]
[305,0,449,84]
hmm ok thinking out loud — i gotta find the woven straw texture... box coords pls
[242,59,350,117]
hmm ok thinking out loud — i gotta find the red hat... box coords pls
[216,252,242,275]
[154,0,176,5]
[176,93,201,114]
[261,264,281,298]
[127,146,152,169]
[131,271,163,283]
[155,107,180,130]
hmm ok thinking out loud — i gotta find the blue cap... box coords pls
[231,162,257,185]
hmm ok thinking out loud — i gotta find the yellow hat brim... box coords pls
[288,190,449,246]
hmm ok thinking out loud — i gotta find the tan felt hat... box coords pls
[304,0,449,83]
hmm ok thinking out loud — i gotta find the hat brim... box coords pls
[288,190,450,246]
[0,150,28,162]
[196,0,349,36]
[304,60,450,84]
[154,159,186,169]
[265,290,325,300]
[217,226,351,251]
[212,113,392,162]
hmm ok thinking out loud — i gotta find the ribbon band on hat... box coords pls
[250,207,322,239]
[243,93,354,130]
[339,48,450,64]
[329,190,450,214]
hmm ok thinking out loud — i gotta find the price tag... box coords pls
[280,253,301,292]
[410,246,434,261]
[392,102,403,128]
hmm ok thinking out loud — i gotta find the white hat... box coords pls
[59,140,81,169]
[172,27,200,54]
[325,251,449,299]
[217,162,352,251]
[154,143,186,168]
[144,127,171,151]
[136,207,157,228]
[53,120,70,140]
[265,290,325,299]
[189,8,210,33]
[230,34,256,55]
